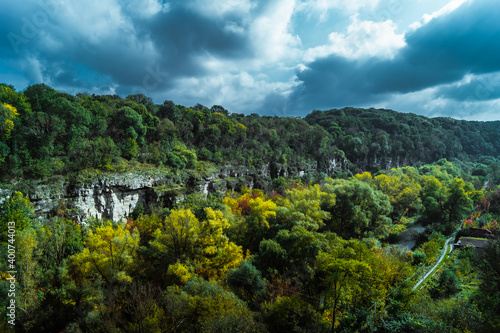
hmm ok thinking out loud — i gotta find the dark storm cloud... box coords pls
[288,0,500,113]
[434,72,500,102]
[149,4,251,57]
[402,1,500,77]
[0,0,130,91]
[143,3,252,78]
[0,0,255,95]
[87,5,249,90]
[2,0,499,120]
[0,1,56,56]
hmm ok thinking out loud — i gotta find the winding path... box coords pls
[413,237,453,290]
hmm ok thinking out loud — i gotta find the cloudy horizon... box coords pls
[1,0,500,120]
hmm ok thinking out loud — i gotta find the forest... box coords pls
[1,83,500,332]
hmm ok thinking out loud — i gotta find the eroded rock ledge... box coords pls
[0,157,349,222]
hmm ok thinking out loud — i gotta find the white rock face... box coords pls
[0,188,10,205]
[72,184,146,221]
[1,158,350,222]
[68,175,160,221]
[3,173,166,223]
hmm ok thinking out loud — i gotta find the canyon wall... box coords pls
[0,157,349,222]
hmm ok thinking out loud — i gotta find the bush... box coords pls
[412,250,427,265]
[430,268,461,298]
[262,296,328,333]
[226,261,266,303]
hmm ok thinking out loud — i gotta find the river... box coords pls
[396,223,426,250]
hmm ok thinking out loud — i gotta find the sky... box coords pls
[1,0,500,121]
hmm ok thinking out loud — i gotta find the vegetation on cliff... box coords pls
[2,83,499,184]
[1,83,500,332]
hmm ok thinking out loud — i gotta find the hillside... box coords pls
[1,83,499,186]
[305,107,500,168]
[2,83,500,332]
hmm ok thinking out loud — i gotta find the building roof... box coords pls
[455,237,491,249]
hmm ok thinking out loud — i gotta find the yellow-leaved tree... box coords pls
[149,208,200,262]
[223,188,277,251]
[16,228,41,330]
[356,170,422,222]
[150,208,243,279]
[274,184,334,231]
[195,207,243,278]
[68,222,139,286]
[372,173,422,221]
[1,103,19,139]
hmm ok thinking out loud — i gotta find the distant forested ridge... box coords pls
[1,83,499,183]
[306,107,500,167]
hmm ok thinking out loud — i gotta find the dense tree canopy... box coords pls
[1,83,500,332]
[306,107,500,167]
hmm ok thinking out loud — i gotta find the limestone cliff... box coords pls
[0,157,349,222]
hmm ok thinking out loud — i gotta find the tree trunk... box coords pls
[331,297,339,333]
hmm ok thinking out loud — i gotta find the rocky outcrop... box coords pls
[69,179,158,222]
[0,157,350,222]
[0,174,172,222]
[354,155,421,171]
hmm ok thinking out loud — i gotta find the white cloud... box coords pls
[165,71,299,113]
[249,0,301,64]
[223,22,246,35]
[298,0,380,21]
[58,0,133,44]
[121,0,168,18]
[21,57,47,83]
[182,0,301,70]
[409,0,469,29]
[187,0,254,18]
[460,101,500,121]
[435,98,500,121]
[370,87,446,118]
[304,16,405,61]
[376,87,500,121]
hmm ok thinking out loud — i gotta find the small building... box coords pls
[453,237,491,253]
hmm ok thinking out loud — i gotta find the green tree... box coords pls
[68,136,121,170]
[431,268,460,298]
[26,218,84,332]
[269,226,330,282]
[420,176,474,231]
[226,261,267,304]
[254,238,289,275]
[108,106,147,156]
[158,100,182,120]
[24,83,58,113]
[38,217,83,273]
[478,239,500,318]
[0,191,35,235]
[322,178,393,239]
[182,278,262,332]
[315,239,373,333]
[262,296,328,332]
